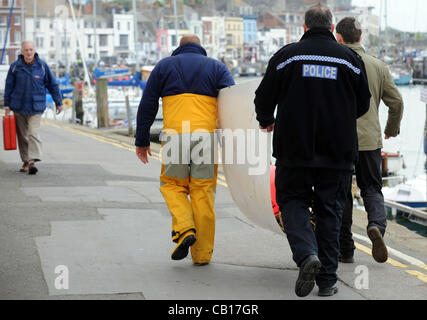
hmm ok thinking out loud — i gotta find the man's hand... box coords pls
[260,123,275,133]
[56,105,63,115]
[136,146,152,164]
[5,107,10,116]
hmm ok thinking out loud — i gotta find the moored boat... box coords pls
[383,174,427,209]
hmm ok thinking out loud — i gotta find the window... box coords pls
[0,16,7,26]
[14,16,20,26]
[36,36,44,48]
[99,34,108,47]
[50,36,54,47]
[36,20,40,29]
[61,37,69,48]
[14,30,21,43]
[117,21,120,30]
[119,34,128,47]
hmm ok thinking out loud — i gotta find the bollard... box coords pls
[96,78,109,128]
[73,82,84,125]
[125,94,133,137]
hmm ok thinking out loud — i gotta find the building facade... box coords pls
[242,14,257,62]
[257,27,288,62]
[225,16,243,59]
[112,14,135,60]
[201,16,225,60]
[0,0,24,65]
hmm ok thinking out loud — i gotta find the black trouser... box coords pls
[339,149,387,257]
[275,165,352,289]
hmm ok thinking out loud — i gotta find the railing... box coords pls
[384,199,427,221]
[413,78,427,84]
[114,45,129,51]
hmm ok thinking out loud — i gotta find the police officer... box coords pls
[254,4,371,297]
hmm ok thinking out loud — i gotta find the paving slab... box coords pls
[35,209,363,300]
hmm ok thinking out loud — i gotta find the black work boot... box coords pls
[367,226,388,263]
[338,253,355,264]
[295,255,322,298]
[171,233,196,261]
[318,285,338,297]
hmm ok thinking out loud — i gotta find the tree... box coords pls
[107,0,131,11]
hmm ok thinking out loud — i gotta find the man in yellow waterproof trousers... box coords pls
[135,35,234,265]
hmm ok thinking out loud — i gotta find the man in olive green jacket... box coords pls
[336,17,404,264]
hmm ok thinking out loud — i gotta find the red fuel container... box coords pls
[3,115,17,150]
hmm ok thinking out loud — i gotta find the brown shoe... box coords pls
[367,227,388,263]
[20,162,29,172]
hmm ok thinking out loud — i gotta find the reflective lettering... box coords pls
[302,64,338,80]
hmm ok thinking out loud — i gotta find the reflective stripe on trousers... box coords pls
[160,133,217,264]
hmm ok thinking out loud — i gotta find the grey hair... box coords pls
[21,41,35,49]
[305,3,333,30]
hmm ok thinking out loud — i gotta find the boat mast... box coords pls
[67,0,92,92]
[93,0,97,63]
[384,0,388,51]
[173,0,178,47]
[33,0,36,42]
[132,0,139,70]
[64,5,69,74]
[20,0,24,41]
[0,0,15,65]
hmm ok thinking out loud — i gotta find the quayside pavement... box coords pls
[0,113,426,300]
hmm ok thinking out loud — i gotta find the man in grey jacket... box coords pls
[336,17,404,264]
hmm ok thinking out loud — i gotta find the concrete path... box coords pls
[1,117,426,300]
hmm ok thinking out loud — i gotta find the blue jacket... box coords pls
[135,43,235,147]
[4,53,62,115]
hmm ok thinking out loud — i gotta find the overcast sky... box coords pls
[352,0,427,32]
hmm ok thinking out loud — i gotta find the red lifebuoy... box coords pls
[270,165,280,218]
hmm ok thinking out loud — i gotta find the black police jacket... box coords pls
[255,28,371,170]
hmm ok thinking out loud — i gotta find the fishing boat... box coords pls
[382,175,427,227]
[383,175,427,209]
[382,151,405,177]
[393,72,412,86]
[390,67,412,86]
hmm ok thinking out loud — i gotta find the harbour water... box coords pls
[379,85,427,179]
[380,85,427,237]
